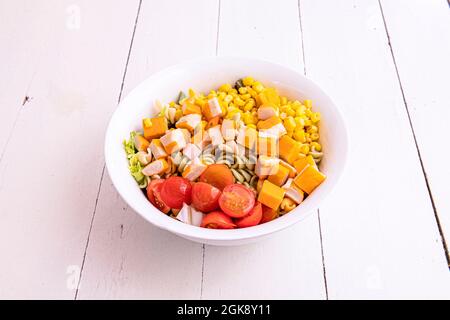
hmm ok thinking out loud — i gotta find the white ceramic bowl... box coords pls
[105,57,348,246]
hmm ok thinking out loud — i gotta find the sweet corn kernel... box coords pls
[280,112,287,120]
[310,133,320,141]
[238,87,247,94]
[224,94,233,103]
[218,91,226,100]
[284,116,296,132]
[243,102,254,112]
[247,124,256,129]
[252,82,264,93]
[242,76,254,86]
[304,119,312,127]
[294,117,305,128]
[311,112,321,123]
[310,142,322,151]
[304,99,312,108]
[293,129,306,143]
[280,96,287,105]
[234,97,245,107]
[188,88,197,98]
[287,109,296,117]
[287,130,294,138]
[240,93,251,101]
[169,101,175,107]
[229,88,238,95]
[242,112,253,125]
[143,118,152,127]
[219,83,232,93]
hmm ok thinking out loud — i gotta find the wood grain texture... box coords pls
[76,0,219,299]
[201,0,326,299]
[379,0,450,257]
[0,0,139,298]
[300,0,450,299]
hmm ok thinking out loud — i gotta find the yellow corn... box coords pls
[293,129,306,143]
[234,97,245,107]
[252,82,264,93]
[240,93,251,101]
[280,96,287,105]
[310,133,320,141]
[284,116,296,132]
[287,109,296,117]
[243,102,254,112]
[219,83,232,93]
[242,76,254,86]
[188,88,197,98]
[238,87,247,94]
[304,99,312,108]
[247,124,256,129]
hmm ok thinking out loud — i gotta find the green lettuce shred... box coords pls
[123,131,137,159]
[124,131,147,188]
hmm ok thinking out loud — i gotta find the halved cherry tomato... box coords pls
[219,184,255,218]
[201,211,236,229]
[146,180,170,214]
[261,204,278,223]
[160,176,192,209]
[191,182,221,212]
[199,164,234,191]
[235,202,262,228]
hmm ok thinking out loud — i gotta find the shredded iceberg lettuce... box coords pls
[124,131,147,188]
[123,131,137,159]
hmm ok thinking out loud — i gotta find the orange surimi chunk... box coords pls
[149,139,167,159]
[134,134,150,152]
[160,129,187,154]
[279,160,297,178]
[141,159,169,176]
[203,97,223,120]
[182,101,202,115]
[257,116,281,130]
[257,134,278,156]
[236,127,258,151]
[293,165,326,194]
[176,114,202,132]
[142,117,168,140]
[257,106,278,120]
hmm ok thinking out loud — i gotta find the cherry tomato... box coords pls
[201,211,236,229]
[235,202,263,228]
[261,204,278,223]
[146,180,170,214]
[219,184,255,218]
[160,176,192,209]
[191,182,221,212]
[199,164,235,191]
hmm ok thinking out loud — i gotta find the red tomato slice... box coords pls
[146,180,170,214]
[219,184,255,218]
[199,164,235,191]
[160,176,192,209]
[235,202,263,228]
[191,182,221,212]
[261,204,278,223]
[201,211,236,229]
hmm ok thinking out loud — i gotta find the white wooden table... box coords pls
[1,0,449,299]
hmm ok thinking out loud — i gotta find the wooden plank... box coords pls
[201,0,326,299]
[0,0,140,298]
[379,0,450,259]
[300,0,450,299]
[76,0,219,299]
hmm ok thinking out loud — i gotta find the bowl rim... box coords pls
[104,56,349,242]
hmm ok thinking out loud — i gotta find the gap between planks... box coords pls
[298,0,329,299]
[378,0,450,267]
[74,0,143,300]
